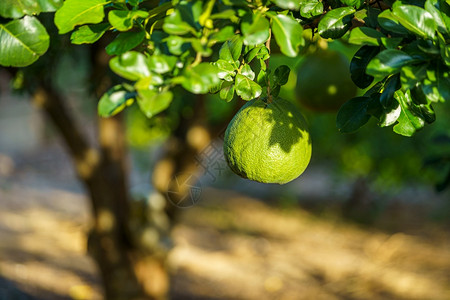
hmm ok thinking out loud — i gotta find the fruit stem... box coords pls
[265,29,272,104]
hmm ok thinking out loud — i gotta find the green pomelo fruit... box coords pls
[223,98,312,184]
[296,49,357,112]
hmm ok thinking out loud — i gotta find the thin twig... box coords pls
[265,29,272,103]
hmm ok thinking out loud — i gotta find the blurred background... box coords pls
[1,31,450,300]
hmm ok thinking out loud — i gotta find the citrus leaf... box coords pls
[108,10,149,31]
[219,36,243,67]
[209,26,235,42]
[148,55,177,74]
[235,74,262,100]
[162,8,194,35]
[366,49,416,77]
[105,30,145,56]
[0,16,49,67]
[162,1,202,35]
[220,82,235,102]
[393,90,425,136]
[392,5,437,39]
[214,59,236,81]
[0,0,63,18]
[300,0,324,19]
[340,0,364,8]
[54,0,108,34]
[272,0,300,10]
[421,65,450,102]
[271,14,304,57]
[348,27,385,46]
[318,7,355,39]
[241,64,255,80]
[378,101,401,127]
[70,23,110,44]
[109,51,151,81]
[182,63,221,94]
[424,0,448,33]
[380,74,400,108]
[336,96,371,133]
[137,90,173,118]
[272,65,290,86]
[350,46,379,89]
[377,10,410,35]
[241,12,270,46]
[400,63,428,90]
[98,85,135,117]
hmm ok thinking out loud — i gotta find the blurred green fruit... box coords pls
[296,49,357,112]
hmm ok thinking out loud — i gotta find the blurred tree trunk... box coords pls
[152,94,211,217]
[32,84,169,299]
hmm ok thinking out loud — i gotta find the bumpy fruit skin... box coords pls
[223,98,312,184]
[296,49,357,112]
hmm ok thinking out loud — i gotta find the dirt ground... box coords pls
[0,180,449,300]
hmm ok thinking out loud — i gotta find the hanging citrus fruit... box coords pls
[223,97,312,184]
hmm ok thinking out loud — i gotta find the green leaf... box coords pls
[350,46,379,89]
[219,36,243,67]
[235,74,262,100]
[318,7,355,39]
[393,90,425,136]
[165,35,188,55]
[421,65,450,102]
[379,101,401,127]
[348,27,385,46]
[108,10,149,31]
[98,85,135,117]
[410,86,436,124]
[105,30,145,56]
[240,64,255,80]
[340,0,364,8]
[210,9,237,20]
[241,12,270,46]
[243,46,261,63]
[400,63,428,90]
[366,49,416,77]
[272,65,290,86]
[377,10,410,35]
[54,0,107,34]
[209,26,236,42]
[380,74,400,108]
[271,14,304,57]
[0,16,49,67]
[272,0,300,10]
[424,0,448,33]
[300,0,324,19]
[392,5,437,39]
[0,0,63,18]
[191,39,213,56]
[163,9,194,35]
[137,90,173,118]
[214,59,236,81]
[437,32,450,66]
[135,75,164,91]
[162,2,202,35]
[182,63,221,94]
[109,51,151,81]
[70,23,110,44]
[336,96,371,133]
[148,55,177,74]
[256,46,270,60]
[220,82,235,102]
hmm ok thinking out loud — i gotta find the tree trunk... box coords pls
[32,84,169,299]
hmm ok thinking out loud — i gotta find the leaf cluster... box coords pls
[0,0,448,137]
